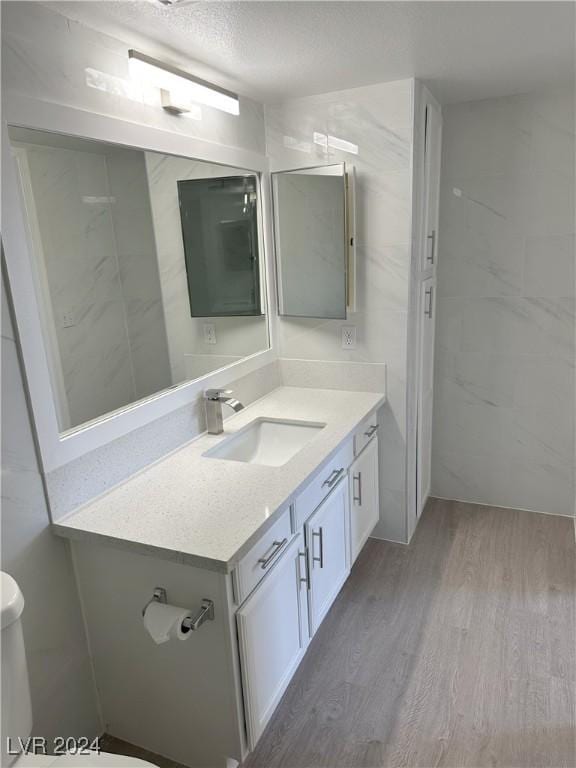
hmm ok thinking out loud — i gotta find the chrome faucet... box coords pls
[204,389,244,435]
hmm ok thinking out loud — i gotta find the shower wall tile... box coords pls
[433,88,576,516]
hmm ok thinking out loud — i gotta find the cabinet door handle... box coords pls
[322,467,344,488]
[298,550,310,589]
[353,471,362,505]
[257,538,288,570]
[427,230,436,264]
[312,527,324,568]
[425,286,434,319]
[363,425,378,438]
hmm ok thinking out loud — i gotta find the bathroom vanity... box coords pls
[3,82,436,767]
[54,387,383,767]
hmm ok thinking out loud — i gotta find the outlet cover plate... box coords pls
[203,323,217,345]
[341,325,357,349]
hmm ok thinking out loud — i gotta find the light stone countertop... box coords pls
[53,387,385,573]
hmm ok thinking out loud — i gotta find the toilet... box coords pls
[1,572,154,768]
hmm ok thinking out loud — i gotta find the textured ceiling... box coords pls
[49,1,575,104]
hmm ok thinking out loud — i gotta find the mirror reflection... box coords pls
[178,174,261,317]
[9,127,268,433]
[272,164,348,319]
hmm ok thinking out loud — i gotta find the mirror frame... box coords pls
[2,94,277,472]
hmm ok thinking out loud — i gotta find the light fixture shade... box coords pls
[128,50,240,115]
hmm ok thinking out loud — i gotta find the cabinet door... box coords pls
[237,534,308,749]
[417,276,436,518]
[349,437,379,563]
[420,100,442,273]
[306,477,350,635]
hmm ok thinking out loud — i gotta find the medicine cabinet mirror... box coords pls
[272,163,355,319]
[8,126,269,433]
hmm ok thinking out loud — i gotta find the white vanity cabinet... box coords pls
[235,477,351,748]
[349,436,379,563]
[236,534,309,749]
[305,477,350,634]
[64,398,383,767]
[235,418,380,752]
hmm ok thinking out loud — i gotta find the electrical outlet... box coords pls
[61,310,75,328]
[341,325,357,349]
[203,323,217,345]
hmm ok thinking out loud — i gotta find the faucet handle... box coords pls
[205,388,232,401]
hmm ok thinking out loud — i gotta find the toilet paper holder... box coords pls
[142,587,215,632]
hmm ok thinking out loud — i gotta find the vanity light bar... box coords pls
[128,49,240,116]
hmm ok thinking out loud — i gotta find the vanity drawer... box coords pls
[233,506,292,604]
[354,411,379,456]
[294,439,353,530]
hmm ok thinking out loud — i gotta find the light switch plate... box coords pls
[341,326,357,349]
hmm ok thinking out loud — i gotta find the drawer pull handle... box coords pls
[322,467,344,488]
[364,425,378,438]
[298,550,310,589]
[312,527,324,568]
[258,538,288,570]
[353,471,362,505]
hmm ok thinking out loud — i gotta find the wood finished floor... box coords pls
[245,499,575,768]
[104,500,576,768]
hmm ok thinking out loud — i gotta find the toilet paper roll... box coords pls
[143,601,193,644]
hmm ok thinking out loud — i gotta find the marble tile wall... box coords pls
[266,80,414,541]
[23,143,137,429]
[106,148,172,400]
[1,276,101,740]
[20,141,174,430]
[432,88,575,516]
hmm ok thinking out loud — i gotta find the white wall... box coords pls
[266,80,414,541]
[432,88,575,516]
[1,276,101,741]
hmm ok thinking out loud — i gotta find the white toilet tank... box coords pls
[1,571,33,767]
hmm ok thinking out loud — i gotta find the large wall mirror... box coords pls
[272,163,354,319]
[9,126,269,434]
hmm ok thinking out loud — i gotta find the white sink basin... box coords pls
[203,418,325,467]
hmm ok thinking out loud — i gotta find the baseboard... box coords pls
[368,534,409,546]
[430,495,576,521]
